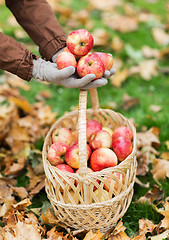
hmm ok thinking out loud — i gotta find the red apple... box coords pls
[47,142,69,166]
[112,136,133,162]
[90,148,118,172]
[56,163,74,173]
[65,143,92,169]
[86,119,102,141]
[66,29,94,57]
[93,52,113,71]
[51,127,73,146]
[89,129,112,150]
[56,51,77,70]
[104,172,125,192]
[77,53,105,80]
[112,126,133,142]
[102,127,114,136]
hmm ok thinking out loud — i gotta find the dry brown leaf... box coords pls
[142,46,160,59]
[89,0,121,11]
[103,13,138,33]
[132,235,146,240]
[42,209,60,225]
[159,200,169,229]
[121,93,139,110]
[13,198,32,211]
[92,28,110,47]
[152,28,169,46]
[46,226,64,240]
[139,219,157,236]
[11,187,28,199]
[151,158,169,181]
[149,105,162,113]
[110,68,128,87]
[111,36,124,52]
[138,185,165,204]
[26,165,44,189]
[160,152,169,160]
[9,96,34,115]
[108,231,130,240]
[148,230,169,240]
[83,230,103,240]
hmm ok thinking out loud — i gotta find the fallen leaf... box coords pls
[89,0,121,11]
[110,68,128,87]
[46,226,63,240]
[139,219,157,236]
[151,158,169,181]
[148,230,169,240]
[159,200,169,229]
[108,231,130,239]
[9,96,34,115]
[152,27,169,46]
[149,105,162,113]
[111,36,124,52]
[142,46,160,59]
[121,93,140,110]
[11,187,28,199]
[92,28,110,47]
[103,13,138,33]
[84,229,103,240]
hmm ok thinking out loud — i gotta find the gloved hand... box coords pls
[51,49,116,90]
[32,58,101,89]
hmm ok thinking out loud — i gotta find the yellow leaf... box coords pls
[108,231,130,240]
[9,96,33,114]
[160,200,169,229]
[110,68,128,87]
[84,229,103,240]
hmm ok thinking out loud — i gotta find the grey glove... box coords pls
[32,58,99,89]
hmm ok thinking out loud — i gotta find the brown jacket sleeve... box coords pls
[5,0,67,60]
[0,32,38,81]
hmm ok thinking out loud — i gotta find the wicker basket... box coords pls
[42,88,137,233]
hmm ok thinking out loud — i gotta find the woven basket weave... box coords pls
[42,88,137,233]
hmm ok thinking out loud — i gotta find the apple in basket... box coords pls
[102,127,114,136]
[112,136,133,162]
[56,51,77,70]
[89,129,112,150]
[90,148,118,172]
[65,143,92,169]
[112,126,133,142]
[47,142,69,166]
[56,163,74,173]
[94,189,109,202]
[66,29,94,57]
[77,53,105,79]
[104,172,125,192]
[86,119,102,141]
[51,127,73,146]
[92,52,114,71]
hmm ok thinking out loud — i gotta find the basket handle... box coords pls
[78,88,100,177]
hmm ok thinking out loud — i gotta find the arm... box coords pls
[0,32,38,81]
[5,0,67,60]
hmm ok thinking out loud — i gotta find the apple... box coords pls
[93,52,113,71]
[86,119,102,141]
[104,172,125,192]
[102,127,114,136]
[64,47,80,59]
[90,148,118,172]
[64,190,79,204]
[47,142,69,166]
[89,129,112,150]
[77,53,105,79]
[94,189,109,202]
[112,126,133,142]
[51,127,73,146]
[56,51,77,70]
[112,136,133,162]
[66,29,94,57]
[56,163,74,173]
[65,143,92,169]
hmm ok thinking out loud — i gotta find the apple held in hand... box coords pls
[112,126,133,142]
[90,148,118,172]
[112,136,133,162]
[104,172,125,192]
[93,52,113,71]
[65,143,92,169]
[86,119,102,141]
[47,142,69,166]
[51,127,73,146]
[56,51,77,70]
[66,29,94,57]
[77,53,105,79]
[89,129,112,150]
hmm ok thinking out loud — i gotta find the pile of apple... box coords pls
[47,120,133,198]
[56,29,114,78]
